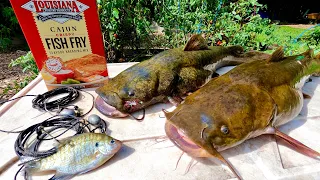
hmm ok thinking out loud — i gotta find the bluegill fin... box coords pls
[49,173,75,180]
[53,136,74,149]
[183,34,209,51]
[273,128,320,160]
[267,47,285,62]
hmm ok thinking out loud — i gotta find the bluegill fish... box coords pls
[95,35,250,118]
[164,47,320,179]
[25,133,122,180]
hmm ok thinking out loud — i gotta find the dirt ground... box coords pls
[0,50,30,101]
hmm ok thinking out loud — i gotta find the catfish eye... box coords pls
[95,142,99,147]
[221,125,229,134]
[128,90,135,97]
[110,139,115,144]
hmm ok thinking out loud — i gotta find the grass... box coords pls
[275,26,305,39]
[265,25,320,55]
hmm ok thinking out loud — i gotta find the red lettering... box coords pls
[31,1,81,13]
[38,1,44,9]
[33,0,43,12]
[60,1,66,9]
[71,1,80,12]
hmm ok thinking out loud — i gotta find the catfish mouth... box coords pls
[95,96,128,118]
[95,92,144,118]
[165,121,208,157]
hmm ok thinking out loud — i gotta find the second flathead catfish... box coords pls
[95,35,247,119]
[164,47,320,179]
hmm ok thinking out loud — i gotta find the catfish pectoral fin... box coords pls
[273,128,320,160]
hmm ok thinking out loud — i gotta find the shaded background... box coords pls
[258,0,320,23]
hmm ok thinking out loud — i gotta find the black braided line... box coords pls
[31,87,79,111]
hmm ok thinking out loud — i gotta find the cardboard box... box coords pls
[10,0,108,89]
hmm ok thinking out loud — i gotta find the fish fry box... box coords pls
[10,0,108,89]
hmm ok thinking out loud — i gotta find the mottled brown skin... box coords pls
[96,38,245,114]
[165,48,320,158]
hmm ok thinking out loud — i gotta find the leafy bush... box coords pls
[303,26,320,46]
[9,51,38,75]
[0,2,22,51]
[208,0,276,51]
[98,0,223,61]
[4,52,39,93]
[151,0,221,48]
[98,0,154,62]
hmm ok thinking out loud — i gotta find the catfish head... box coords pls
[164,82,275,177]
[95,68,161,118]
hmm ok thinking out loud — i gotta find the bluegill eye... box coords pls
[95,142,99,147]
[128,90,135,97]
[110,139,115,144]
[221,125,229,134]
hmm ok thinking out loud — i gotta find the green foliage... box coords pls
[2,77,34,95]
[152,0,221,48]
[0,3,21,51]
[97,0,319,61]
[303,26,320,46]
[9,51,38,75]
[98,0,154,62]
[209,0,276,51]
[98,0,223,61]
[4,52,39,93]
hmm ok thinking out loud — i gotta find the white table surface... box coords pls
[0,63,320,180]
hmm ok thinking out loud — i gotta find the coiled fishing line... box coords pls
[14,115,107,159]
[0,87,95,117]
[31,87,79,111]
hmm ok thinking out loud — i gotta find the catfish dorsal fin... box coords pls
[184,34,209,51]
[302,48,314,58]
[267,47,285,62]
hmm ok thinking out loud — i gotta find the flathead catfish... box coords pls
[164,47,320,179]
[95,34,247,119]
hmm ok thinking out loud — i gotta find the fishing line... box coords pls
[14,115,108,158]
[3,114,108,179]
[0,95,37,105]
[1,86,95,119]
[0,87,79,112]
[32,87,79,111]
